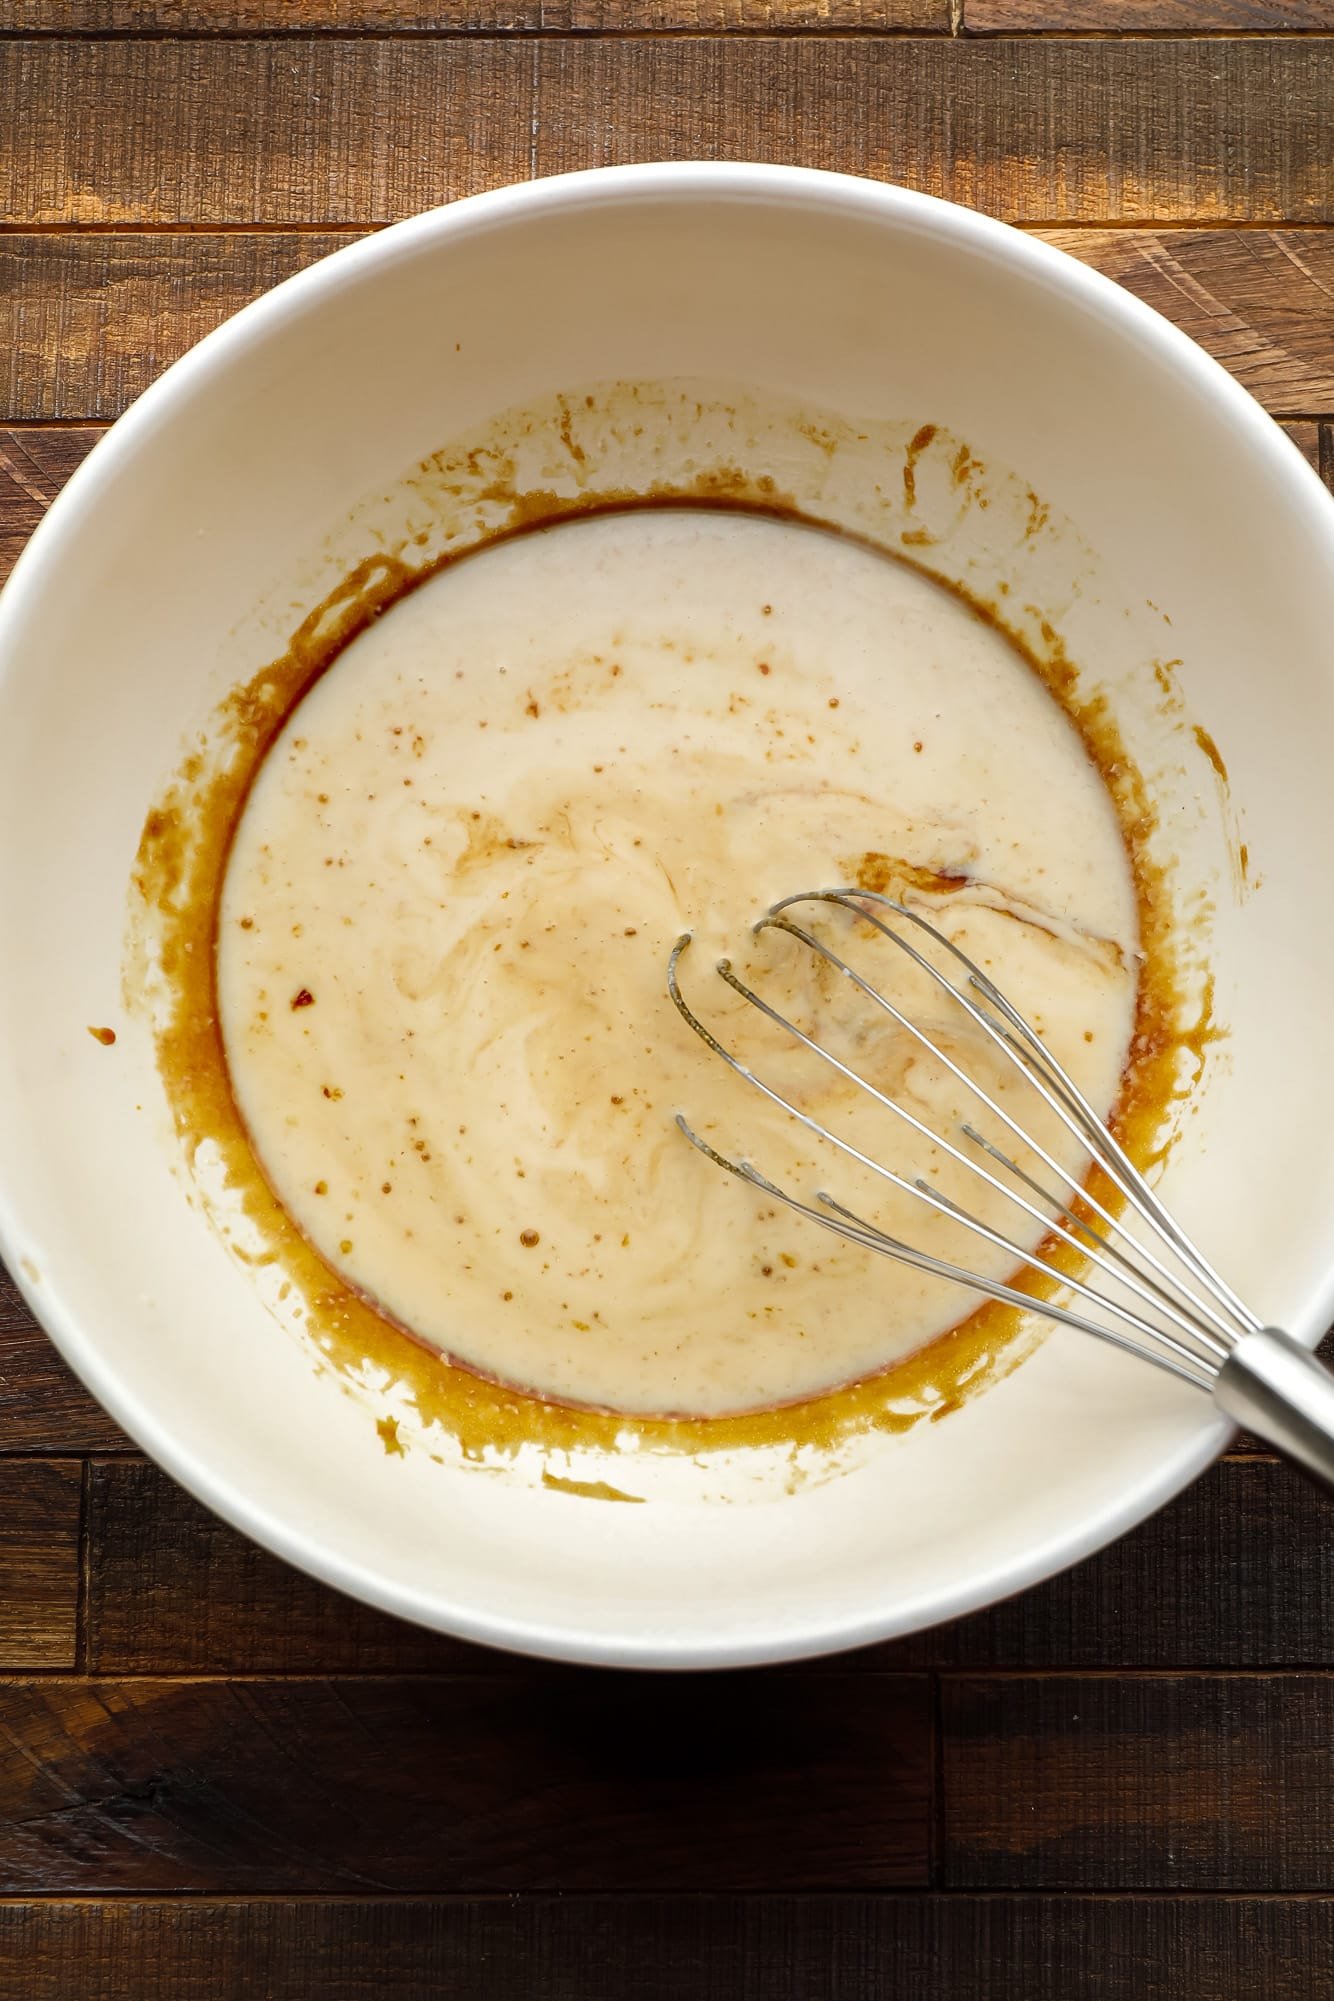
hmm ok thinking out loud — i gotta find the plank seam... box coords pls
[7,220,1334,236]
[73,1459,90,1674]
[0,24,960,40]
[1,1886,1334,1902]
[0,23,1328,36]
[0,1665,1331,1680]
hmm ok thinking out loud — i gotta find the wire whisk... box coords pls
[668,888,1334,1489]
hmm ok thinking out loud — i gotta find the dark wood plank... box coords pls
[0,1264,129,1453]
[8,228,1334,423]
[85,1454,1334,1675]
[944,1674,1334,1888]
[2,1896,1332,2001]
[1,234,357,422]
[2,39,1331,228]
[0,0,946,29]
[0,426,100,587]
[0,1673,929,1891]
[0,1462,80,1670]
[968,1,1334,24]
[968,0,1334,27]
[86,1459,491,1672]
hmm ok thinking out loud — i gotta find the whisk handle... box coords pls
[1214,1329,1334,1492]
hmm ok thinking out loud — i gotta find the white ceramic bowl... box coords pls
[3,164,1334,1668]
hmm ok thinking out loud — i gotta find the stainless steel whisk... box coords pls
[668,888,1334,1489]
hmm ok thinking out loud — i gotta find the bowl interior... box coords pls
[2,166,1333,1665]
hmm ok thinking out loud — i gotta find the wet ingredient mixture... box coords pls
[218,508,1140,1416]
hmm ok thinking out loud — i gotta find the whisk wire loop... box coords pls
[669,889,1334,1490]
[673,1114,1217,1391]
[703,944,1228,1361]
[753,911,1235,1355]
[773,890,1256,1342]
[667,891,1243,1388]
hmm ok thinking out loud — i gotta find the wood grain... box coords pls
[2,39,1331,228]
[1,235,356,423]
[1045,228,1334,415]
[967,1,1334,27]
[0,1462,80,1670]
[0,0,948,29]
[0,426,100,587]
[944,1675,1334,1888]
[1,1896,1331,2001]
[7,228,1334,423]
[83,1455,1334,1675]
[1284,418,1322,472]
[86,1460,491,1673]
[0,1265,129,1453]
[0,1674,930,1891]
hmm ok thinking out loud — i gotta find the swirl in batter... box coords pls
[218,508,1139,1415]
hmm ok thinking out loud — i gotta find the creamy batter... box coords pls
[218,508,1139,1416]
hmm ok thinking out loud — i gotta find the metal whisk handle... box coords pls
[1214,1330,1334,1492]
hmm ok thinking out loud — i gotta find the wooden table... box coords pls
[3,5,1334,1995]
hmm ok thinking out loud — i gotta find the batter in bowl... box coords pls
[218,507,1139,1416]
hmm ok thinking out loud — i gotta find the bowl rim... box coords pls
[4,160,1334,1670]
